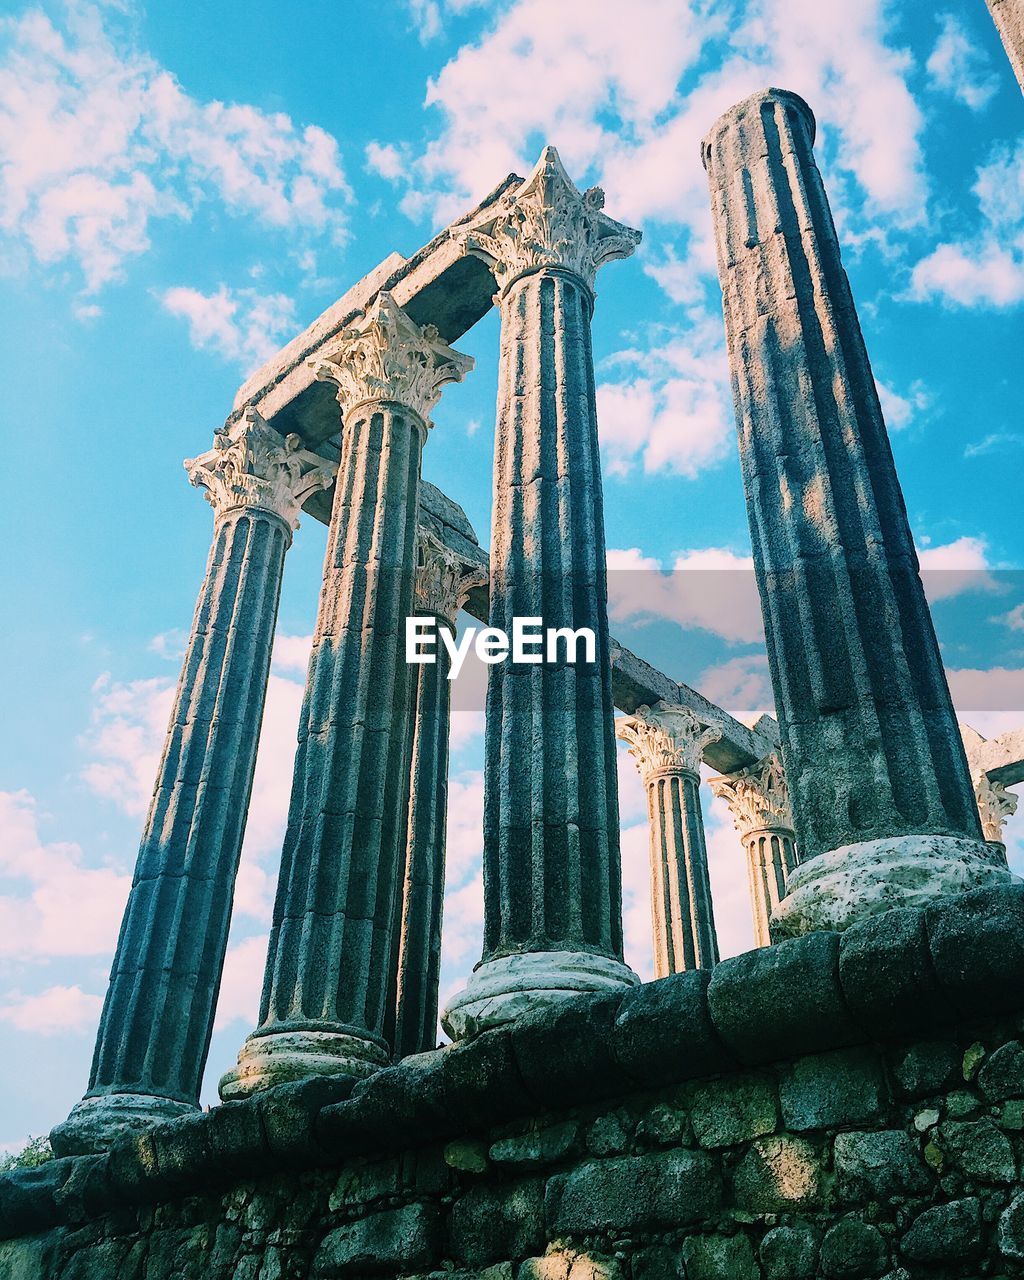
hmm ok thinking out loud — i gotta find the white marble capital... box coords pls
[710,753,793,840]
[184,408,336,529]
[456,146,641,294]
[311,291,473,429]
[414,532,487,626]
[973,771,1019,845]
[617,702,722,784]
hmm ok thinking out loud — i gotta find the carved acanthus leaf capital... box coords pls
[709,754,794,840]
[311,291,473,429]
[616,702,722,784]
[184,409,336,529]
[414,533,488,625]
[973,770,1019,844]
[455,146,641,294]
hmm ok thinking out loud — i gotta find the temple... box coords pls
[3,87,1023,1280]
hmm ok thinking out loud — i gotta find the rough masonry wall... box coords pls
[4,884,1024,1280]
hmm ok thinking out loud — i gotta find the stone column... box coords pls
[50,411,335,1155]
[702,89,1011,937]
[973,771,1018,865]
[442,148,642,1039]
[386,534,486,1059]
[617,704,722,976]
[220,294,471,1098]
[709,755,797,948]
[985,0,1024,94]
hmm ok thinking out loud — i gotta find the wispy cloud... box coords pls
[926,14,999,110]
[160,285,297,370]
[965,432,1024,459]
[0,3,351,294]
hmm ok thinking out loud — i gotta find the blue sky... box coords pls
[1,0,1022,1145]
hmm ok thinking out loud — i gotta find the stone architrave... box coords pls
[220,293,472,1098]
[617,703,722,976]
[386,533,486,1059]
[986,0,1024,94]
[709,755,797,948]
[701,89,1011,937]
[442,148,642,1039]
[50,411,335,1155]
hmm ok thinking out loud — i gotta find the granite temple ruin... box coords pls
[3,54,1024,1280]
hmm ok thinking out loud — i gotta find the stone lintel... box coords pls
[229,174,523,453]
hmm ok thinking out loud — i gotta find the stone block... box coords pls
[0,1236,61,1280]
[681,1231,758,1280]
[147,1113,214,1189]
[819,1219,888,1278]
[978,1041,1024,1103]
[687,1073,778,1148]
[204,1100,270,1177]
[900,1197,983,1264]
[585,1112,633,1157]
[927,884,1024,1017]
[510,992,633,1109]
[444,1140,489,1173]
[334,1054,449,1150]
[51,1154,115,1221]
[733,1136,825,1213]
[449,1178,545,1267]
[938,1118,1016,1183]
[707,932,856,1066]
[887,1041,960,1100]
[759,1222,820,1279]
[258,1077,356,1165]
[779,1047,886,1131]
[833,1131,930,1200]
[630,1245,685,1280]
[105,1133,163,1204]
[490,1121,577,1168]
[312,1203,440,1276]
[440,1030,533,1127]
[546,1150,720,1235]
[999,1192,1024,1260]
[0,1160,74,1238]
[611,970,733,1088]
[838,907,951,1039]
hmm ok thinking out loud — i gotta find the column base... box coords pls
[219,1026,389,1101]
[49,1092,195,1157]
[772,833,1016,939]
[441,949,639,1041]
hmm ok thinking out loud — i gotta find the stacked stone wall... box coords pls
[4,885,1024,1279]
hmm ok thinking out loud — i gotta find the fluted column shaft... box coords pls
[710,754,797,948]
[484,267,621,961]
[51,413,333,1155]
[222,293,471,1096]
[646,769,719,975]
[387,538,484,1058]
[442,147,642,1039]
[702,89,1005,935]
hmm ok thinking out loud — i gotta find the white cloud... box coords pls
[926,14,998,110]
[965,432,1024,459]
[910,138,1024,309]
[697,654,775,722]
[607,545,763,644]
[271,632,313,675]
[597,319,734,479]
[0,790,130,959]
[0,4,351,293]
[948,668,1024,741]
[917,535,997,601]
[0,985,103,1035]
[160,285,297,371]
[875,377,931,431]
[80,672,175,816]
[997,603,1024,632]
[365,141,407,182]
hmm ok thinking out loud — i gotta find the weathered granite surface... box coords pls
[6,885,1024,1278]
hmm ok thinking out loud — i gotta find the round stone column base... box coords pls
[441,949,639,1041]
[219,1027,388,1101]
[49,1092,195,1157]
[772,833,1015,938]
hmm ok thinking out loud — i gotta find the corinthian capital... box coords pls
[456,146,641,294]
[709,754,793,840]
[973,771,1019,844]
[184,408,336,529]
[617,703,722,784]
[311,291,473,429]
[414,533,487,626]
